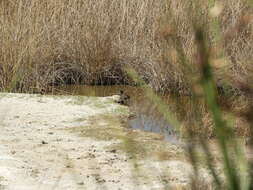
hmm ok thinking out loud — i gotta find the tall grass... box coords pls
[0,0,252,95]
[126,0,253,189]
[1,0,253,189]
[0,0,162,92]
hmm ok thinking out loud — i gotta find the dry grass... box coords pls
[0,0,252,94]
[1,1,252,189]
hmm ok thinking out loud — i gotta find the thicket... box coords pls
[0,0,252,95]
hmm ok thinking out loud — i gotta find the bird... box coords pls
[117,90,130,105]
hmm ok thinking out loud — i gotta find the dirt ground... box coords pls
[0,93,212,190]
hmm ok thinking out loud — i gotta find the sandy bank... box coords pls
[0,93,211,190]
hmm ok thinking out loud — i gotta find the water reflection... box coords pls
[55,85,185,144]
[129,114,178,143]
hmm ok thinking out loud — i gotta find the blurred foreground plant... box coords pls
[124,1,253,189]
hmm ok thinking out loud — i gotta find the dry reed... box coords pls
[0,0,252,95]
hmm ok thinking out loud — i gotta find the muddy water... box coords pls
[55,85,195,144]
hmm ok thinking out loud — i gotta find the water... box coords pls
[55,85,189,144]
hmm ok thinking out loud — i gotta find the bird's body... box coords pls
[117,90,130,105]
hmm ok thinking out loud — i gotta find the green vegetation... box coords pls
[68,114,184,161]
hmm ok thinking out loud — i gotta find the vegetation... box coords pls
[0,0,252,94]
[125,0,253,189]
[1,0,253,189]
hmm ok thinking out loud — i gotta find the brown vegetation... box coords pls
[0,0,252,95]
[1,1,253,188]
